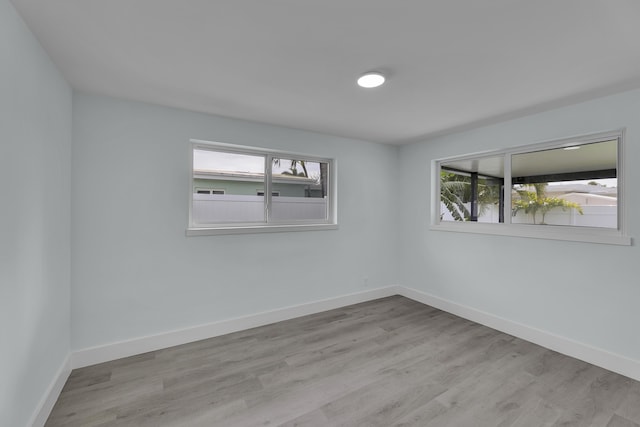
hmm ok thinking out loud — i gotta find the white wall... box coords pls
[0,0,72,425]
[399,89,640,362]
[71,93,401,350]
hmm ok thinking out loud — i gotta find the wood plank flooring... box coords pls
[45,296,640,426]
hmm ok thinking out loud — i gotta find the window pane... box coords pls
[189,142,336,232]
[270,158,328,221]
[192,149,265,224]
[511,140,617,228]
[440,156,504,223]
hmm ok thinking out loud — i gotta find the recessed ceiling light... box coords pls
[357,72,385,88]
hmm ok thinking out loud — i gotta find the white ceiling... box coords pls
[10,0,640,144]
[442,139,617,178]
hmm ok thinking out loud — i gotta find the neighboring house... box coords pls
[193,169,323,197]
[559,193,617,206]
[547,183,618,206]
[545,183,617,199]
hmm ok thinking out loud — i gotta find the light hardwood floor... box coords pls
[46,296,640,426]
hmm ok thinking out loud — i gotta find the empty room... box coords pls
[3,1,640,426]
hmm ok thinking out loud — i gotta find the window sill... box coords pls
[187,223,338,236]
[430,222,631,246]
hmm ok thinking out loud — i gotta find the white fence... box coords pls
[512,205,617,228]
[441,203,617,228]
[192,194,327,224]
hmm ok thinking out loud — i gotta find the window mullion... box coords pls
[470,172,478,221]
[265,155,273,223]
[503,153,512,225]
[616,134,625,234]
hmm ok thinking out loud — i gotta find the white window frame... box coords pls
[431,129,631,246]
[188,139,338,236]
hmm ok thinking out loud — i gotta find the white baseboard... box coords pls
[398,286,640,382]
[72,285,401,369]
[29,354,71,427]
[69,283,640,383]
[43,283,639,427]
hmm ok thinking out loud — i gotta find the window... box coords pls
[196,188,225,195]
[433,130,629,245]
[188,140,336,235]
[440,155,504,224]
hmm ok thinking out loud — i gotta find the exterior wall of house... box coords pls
[193,178,311,197]
[0,1,72,425]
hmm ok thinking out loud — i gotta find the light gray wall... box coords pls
[399,89,640,361]
[71,92,401,350]
[0,0,72,425]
